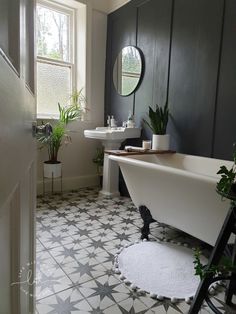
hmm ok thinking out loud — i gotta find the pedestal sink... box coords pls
[84,127,141,196]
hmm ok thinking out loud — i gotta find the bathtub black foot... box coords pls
[139,206,156,240]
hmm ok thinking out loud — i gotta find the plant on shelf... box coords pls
[193,145,236,264]
[37,89,86,179]
[216,144,236,198]
[193,146,236,311]
[143,102,170,150]
[193,248,236,280]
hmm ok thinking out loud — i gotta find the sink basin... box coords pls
[84,127,141,141]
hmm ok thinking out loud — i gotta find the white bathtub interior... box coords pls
[124,153,233,179]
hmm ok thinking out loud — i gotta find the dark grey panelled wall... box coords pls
[168,0,223,156]
[213,0,236,160]
[105,0,236,160]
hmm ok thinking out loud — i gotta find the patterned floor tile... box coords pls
[36,251,58,270]
[77,275,133,311]
[36,187,235,313]
[36,287,92,313]
[36,250,73,300]
[41,234,74,250]
[49,243,89,265]
[36,239,46,252]
[103,297,151,314]
[61,260,107,285]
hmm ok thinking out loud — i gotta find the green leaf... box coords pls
[217,165,230,175]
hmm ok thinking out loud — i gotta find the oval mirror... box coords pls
[113,46,143,96]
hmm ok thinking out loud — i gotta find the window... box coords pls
[36,0,75,117]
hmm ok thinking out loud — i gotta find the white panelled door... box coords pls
[0,0,36,313]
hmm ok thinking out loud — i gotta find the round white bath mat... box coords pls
[117,241,208,300]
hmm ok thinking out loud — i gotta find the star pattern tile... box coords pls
[36,187,235,313]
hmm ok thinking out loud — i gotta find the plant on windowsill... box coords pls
[92,147,104,187]
[143,102,170,150]
[37,89,86,179]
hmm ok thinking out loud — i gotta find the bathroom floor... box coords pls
[36,187,235,314]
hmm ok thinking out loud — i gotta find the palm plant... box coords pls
[143,103,169,135]
[37,91,85,163]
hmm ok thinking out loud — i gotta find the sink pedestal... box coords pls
[100,141,121,197]
[84,127,141,197]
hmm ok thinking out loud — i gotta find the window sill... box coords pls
[37,113,60,121]
[36,114,92,126]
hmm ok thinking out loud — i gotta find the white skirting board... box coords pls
[37,174,99,195]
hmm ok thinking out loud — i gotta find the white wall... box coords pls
[37,4,107,194]
[37,0,131,194]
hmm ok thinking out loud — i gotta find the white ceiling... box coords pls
[107,0,131,13]
[88,0,131,13]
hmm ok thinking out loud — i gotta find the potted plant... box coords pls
[193,145,236,273]
[92,147,104,187]
[216,144,236,198]
[143,102,170,150]
[192,146,236,313]
[37,90,85,179]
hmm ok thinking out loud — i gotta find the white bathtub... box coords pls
[109,153,233,246]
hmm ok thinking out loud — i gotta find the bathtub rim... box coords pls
[109,153,231,185]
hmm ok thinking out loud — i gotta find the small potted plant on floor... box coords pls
[93,147,104,187]
[37,90,85,179]
[143,102,170,150]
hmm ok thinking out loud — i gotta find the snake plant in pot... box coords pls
[143,103,170,150]
[37,90,85,179]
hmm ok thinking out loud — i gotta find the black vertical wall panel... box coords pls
[105,5,137,126]
[105,0,236,161]
[168,0,223,156]
[213,0,236,160]
[135,0,172,140]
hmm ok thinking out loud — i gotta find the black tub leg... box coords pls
[139,206,156,240]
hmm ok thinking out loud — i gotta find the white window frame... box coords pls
[36,0,78,118]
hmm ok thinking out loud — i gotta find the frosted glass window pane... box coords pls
[37,62,71,116]
[36,5,70,62]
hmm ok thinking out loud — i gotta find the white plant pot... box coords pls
[152,134,170,150]
[43,162,62,178]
